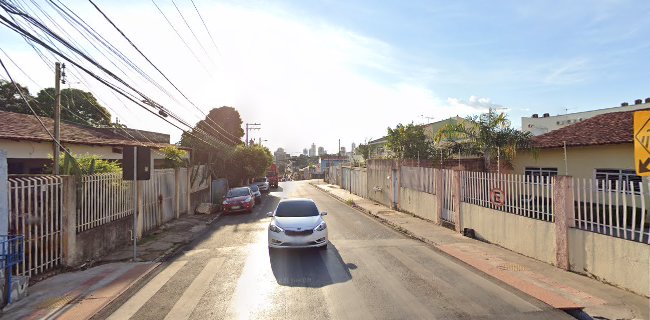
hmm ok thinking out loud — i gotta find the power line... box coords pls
[189,0,221,55]
[86,0,240,144]
[170,0,214,66]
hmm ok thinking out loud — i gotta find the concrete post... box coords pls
[553,176,575,270]
[61,176,77,266]
[186,166,192,215]
[453,170,462,232]
[137,181,144,238]
[0,150,8,237]
[435,169,443,225]
[174,168,180,218]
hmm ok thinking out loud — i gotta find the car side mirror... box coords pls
[266,212,274,217]
[321,211,328,216]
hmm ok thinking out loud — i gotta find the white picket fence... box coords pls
[7,176,63,277]
[461,171,555,222]
[574,177,650,244]
[78,173,134,232]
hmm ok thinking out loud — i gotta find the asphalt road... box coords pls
[100,180,573,320]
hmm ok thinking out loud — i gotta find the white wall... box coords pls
[0,139,169,160]
[399,187,437,222]
[461,203,557,265]
[569,229,650,297]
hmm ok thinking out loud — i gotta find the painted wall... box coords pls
[0,139,170,160]
[569,229,649,297]
[399,187,437,222]
[461,203,557,265]
[512,144,634,180]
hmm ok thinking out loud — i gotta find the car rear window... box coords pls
[249,185,259,192]
[275,201,319,217]
[227,188,250,197]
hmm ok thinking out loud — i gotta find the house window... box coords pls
[524,167,558,184]
[595,169,642,193]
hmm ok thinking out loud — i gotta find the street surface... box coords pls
[98,181,572,320]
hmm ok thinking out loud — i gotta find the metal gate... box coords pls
[441,169,455,224]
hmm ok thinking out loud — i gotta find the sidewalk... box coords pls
[1,212,221,320]
[313,181,649,320]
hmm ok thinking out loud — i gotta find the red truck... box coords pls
[266,163,279,188]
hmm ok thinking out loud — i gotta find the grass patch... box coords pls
[345,198,356,206]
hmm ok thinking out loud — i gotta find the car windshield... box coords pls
[253,178,266,183]
[249,185,259,192]
[227,188,250,198]
[274,201,319,217]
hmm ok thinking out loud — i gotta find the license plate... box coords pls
[231,206,240,209]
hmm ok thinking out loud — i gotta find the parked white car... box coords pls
[253,177,270,192]
[267,198,328,249]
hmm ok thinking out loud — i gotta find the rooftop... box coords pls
[532,109,640,148]
[0,110,184,149]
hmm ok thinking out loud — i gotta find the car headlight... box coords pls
[269,224,283,233]
[314,222,327,231]
[222,200,228,205]
[246,196,253,202]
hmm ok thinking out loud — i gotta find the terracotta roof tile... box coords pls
[532,109,643,148]
[0,110,183,149]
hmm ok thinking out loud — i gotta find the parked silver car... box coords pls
[253,177,270,193]
[267,198,328,249]
[248,184,262,204]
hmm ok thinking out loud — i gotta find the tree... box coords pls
[227,144,273,185]
[160,146,188,169]
[356,143,371,161]
[195,106,244,146]
[434,110,533,168]
[0,80,35,115]
[35,88,112,126]
[386,123,432,159]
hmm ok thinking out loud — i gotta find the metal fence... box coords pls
[142,169,176,234]
[78,173,134,232]
[7,176,63,277]
[461,171,555,222]
[574,177,650,243]
[400,166,436,194]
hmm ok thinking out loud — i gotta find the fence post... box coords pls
[453,170,462,232]
[61,175,77,266]
[137,181,144,238]
[435,169,443,224]
[0,150,7,237]
[174,168,180,219]
[553,176,574,270]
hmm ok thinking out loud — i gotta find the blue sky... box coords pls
[1,0,649,154]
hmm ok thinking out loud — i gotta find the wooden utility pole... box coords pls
[53,62,62,174]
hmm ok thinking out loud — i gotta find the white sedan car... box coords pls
[267,198,328,249]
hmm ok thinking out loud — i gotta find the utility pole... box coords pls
[53,62,63,174]
[245,123,261,146]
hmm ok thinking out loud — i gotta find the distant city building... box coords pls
[339,147,346,155]
[302,148,308,155]
[522,98,650,136]
[309,143,316,157]
[274,147,289,163]
[351,143,356,154]
[317,146,326,156]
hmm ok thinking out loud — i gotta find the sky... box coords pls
[1,0,649,155]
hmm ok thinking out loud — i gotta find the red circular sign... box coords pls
[490,188,505,207]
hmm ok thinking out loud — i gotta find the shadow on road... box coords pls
[268,243,352,288]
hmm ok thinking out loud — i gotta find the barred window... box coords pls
[595,169,642,194]
[524,167,557,184]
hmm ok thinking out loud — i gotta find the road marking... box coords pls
[352,249,435,320]
[107,260,187,320]
[164,257,226,320]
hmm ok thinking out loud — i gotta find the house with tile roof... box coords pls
[512,109,641,185]
[0,110,190,174]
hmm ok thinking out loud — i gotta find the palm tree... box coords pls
[434,110,533,169]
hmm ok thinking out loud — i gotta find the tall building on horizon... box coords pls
[318,146,326,156]
[309,143,316,157]
[302,148,308,155]
[351,143,356,154]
